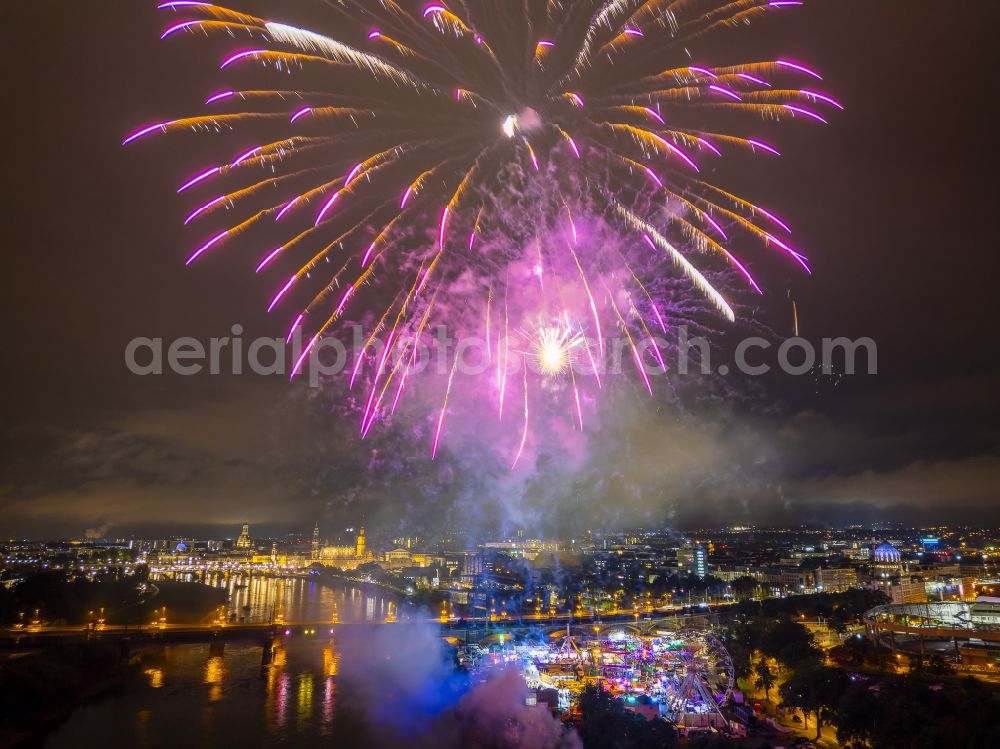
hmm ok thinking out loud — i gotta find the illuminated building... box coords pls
[843,542,872,562]
[235,523,253,551]
[391,536,423,549]
[693,544,708,579]
[463,552,484,576]
[815,567,858,593]
[970,597,1000,625]
[481,539,562,560]
[383,548,414,568]
[676,541,695,574]
[958,643,1000,668]
[921,536,941,552]
[779,568,815,593]
[355,526,366,559]
[317,526,373,570]
[890,576,928,605]
[872,541,903,580]
[252,543,291,567]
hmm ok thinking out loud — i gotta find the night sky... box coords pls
[2,0,999,540]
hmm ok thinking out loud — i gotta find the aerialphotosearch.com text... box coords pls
[125,324,877,387]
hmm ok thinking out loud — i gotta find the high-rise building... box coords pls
[677,541,694,573]
[693,544,708,579]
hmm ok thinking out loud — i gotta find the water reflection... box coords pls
[45,637,356,749]
[275,673,290,732]
[150,571,397,624]
[321,677,335,735]
[205,655,224,701]
[136,709,150,744]
[322,643,338,678]
[143,667,163,688]
[297,673,313,729]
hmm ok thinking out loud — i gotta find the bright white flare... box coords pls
[527,324,583,376]
[502,107,542,137]
[502,115,517,138]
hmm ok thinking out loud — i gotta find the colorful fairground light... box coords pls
[464,626,735,730]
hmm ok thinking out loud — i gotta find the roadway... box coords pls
[1,609,718,650]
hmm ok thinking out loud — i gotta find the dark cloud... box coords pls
[3,370,998,538]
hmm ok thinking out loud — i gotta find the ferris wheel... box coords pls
[661,631,735,719]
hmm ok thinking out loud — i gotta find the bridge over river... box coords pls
[2,610,718,657]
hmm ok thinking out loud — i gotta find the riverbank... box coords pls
[140,580,227,625]
[0,641,135,749]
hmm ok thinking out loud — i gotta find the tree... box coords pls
[731,576,758,602]
[777,639,823,671]
[812,666,850,741]
[727,640,752,685]
[760,620,814,666]
[753,658,775,700]
[577,685,677,749]
[779,665,849,741]
[832,680,877,748]
[835,675,1000,748]
[829,617,849,637]
[779,668,814,732]
[830,634,880,670]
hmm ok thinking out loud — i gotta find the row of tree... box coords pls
[721,590,1000,746]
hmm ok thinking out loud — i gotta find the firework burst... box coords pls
[520,319,585,377]
[128,0,838,464]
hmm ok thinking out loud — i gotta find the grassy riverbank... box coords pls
[0,641,134,748]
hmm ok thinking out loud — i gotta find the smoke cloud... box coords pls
[330,621,579,749]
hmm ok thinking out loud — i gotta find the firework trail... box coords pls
[128,0,838,464]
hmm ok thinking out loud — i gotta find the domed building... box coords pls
[235,522,253,551]
[872,541,902,580]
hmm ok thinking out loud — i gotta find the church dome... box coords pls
[873,542,901,563]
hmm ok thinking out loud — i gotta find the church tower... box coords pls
[235,523,252,550]
[311,522,320,561]
[355,527,366,559]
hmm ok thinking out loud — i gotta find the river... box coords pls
[149,571,400,624]
[43,638,345,748]
[42,576,405,748]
